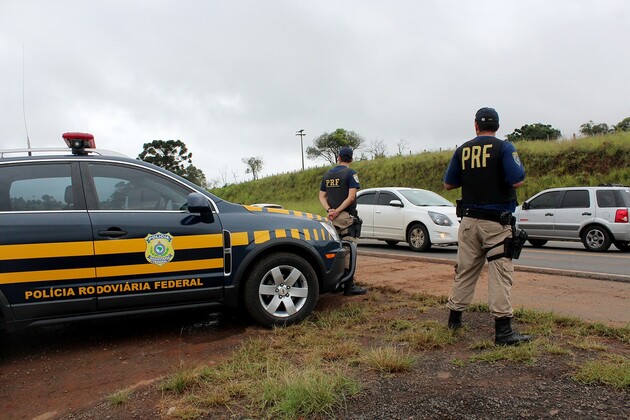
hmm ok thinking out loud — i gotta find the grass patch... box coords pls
[106,388,132,406]
[470,341,539,365]
[149,289,629,417]
[396,321,457,350]
[359,345,415,372]
[258,365,361,419]
[573,355,630,389]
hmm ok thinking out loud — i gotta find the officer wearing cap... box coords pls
[443,107,531,346]
[319,146,367,295]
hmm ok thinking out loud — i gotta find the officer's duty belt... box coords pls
[462,208,505,223]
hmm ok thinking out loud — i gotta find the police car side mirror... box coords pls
[389,200,404,207]
[187,193,212,214]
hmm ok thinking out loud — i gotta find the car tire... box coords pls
[407,223,431,252]
[385,241,399,247]
[243,252,319,327]
[581,225,612,252]
[614,241,630,252]
[528,239,548,248]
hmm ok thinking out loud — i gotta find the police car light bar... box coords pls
[62,132,96,155]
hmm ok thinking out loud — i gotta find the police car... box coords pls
[0,133,355,331]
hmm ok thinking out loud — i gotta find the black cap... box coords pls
[475,107,499,123]
[339,146,353,159]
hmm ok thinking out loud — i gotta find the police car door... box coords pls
[81,161,224,311]
[0,161,96,321]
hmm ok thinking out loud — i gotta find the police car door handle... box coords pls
[98,229,127,238]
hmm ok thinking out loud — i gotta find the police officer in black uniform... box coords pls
[443,107,531,346]
[319,146,367,296]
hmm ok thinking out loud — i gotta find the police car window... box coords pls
[377,192,397,206]
[88,163,190,211]
[0,164,73,211]
[357,192,376,205]
[560,190,589,208]
[528,191,562,209]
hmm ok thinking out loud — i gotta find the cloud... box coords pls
[1,0,629,184]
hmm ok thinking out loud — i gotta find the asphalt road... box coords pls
[358,239,630,282]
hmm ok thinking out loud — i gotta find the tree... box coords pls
[396,138,409,156]
[613,117,630,132]
[580,121,613,136]
[367,139,387,159]
[138,140,208,188]
[183,165,208,189]
[242,156,263,180]
[506,123,562,142]
[305,128,365,165]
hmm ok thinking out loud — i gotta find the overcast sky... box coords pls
[1,0,629,184]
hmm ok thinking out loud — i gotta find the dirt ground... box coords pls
[0,254,628,419]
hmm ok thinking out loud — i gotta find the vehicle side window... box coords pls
[560,190,589,208]
[377,192,397,206]
[596,190,616,207]
[0,163,74,211]
[87,163,190,211]
[357,192,376,205]
[528,191,562,209]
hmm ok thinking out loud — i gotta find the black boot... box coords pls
[495,317,532,346]
[448,310,463,330]
[344,279,367,296]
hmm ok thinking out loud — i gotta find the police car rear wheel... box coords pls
[408,223,431,252]
[244,253,319,327]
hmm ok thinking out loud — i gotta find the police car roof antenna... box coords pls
[22,44,32,156]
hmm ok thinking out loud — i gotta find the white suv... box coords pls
[514,185,630,252]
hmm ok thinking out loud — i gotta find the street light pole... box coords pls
[296,129,305,170]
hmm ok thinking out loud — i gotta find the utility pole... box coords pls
[296,129,305,170]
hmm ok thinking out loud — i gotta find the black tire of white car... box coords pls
[581,225,612,252]
[243,253,319,327]
[407,223,431,252]
[614,241,630,252]
[528,239,548,248]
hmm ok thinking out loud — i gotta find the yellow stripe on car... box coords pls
[96,259,223,278]
[0,241,94,260]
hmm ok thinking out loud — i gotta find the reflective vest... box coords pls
[457,137,516,205]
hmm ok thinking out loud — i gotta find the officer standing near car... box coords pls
[319,146,367,296]
[443,107,531,346]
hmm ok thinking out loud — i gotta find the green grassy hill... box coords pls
[210,133,630,215]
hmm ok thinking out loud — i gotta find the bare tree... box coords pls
[367,139,387,159]
[219,165,229,186]
[396,138,409,156]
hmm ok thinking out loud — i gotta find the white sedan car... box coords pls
[356,187,459,251]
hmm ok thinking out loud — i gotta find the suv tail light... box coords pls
[615,209,629,223]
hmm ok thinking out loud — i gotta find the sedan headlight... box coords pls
[320,221,340,241]
[428,211,453,226]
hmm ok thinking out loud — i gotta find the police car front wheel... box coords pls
[244,253,319,327]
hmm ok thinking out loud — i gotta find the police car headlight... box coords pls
[320,221,340,241]
[429,211,453,226]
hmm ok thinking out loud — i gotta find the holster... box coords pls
[487,227,528,261]
[347,208,363,238]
